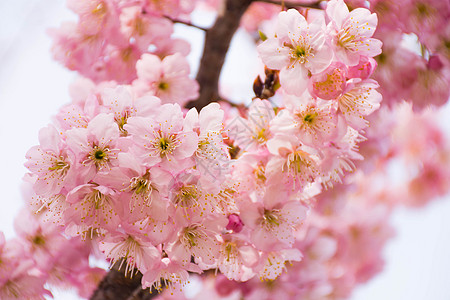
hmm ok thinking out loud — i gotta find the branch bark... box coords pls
[186,0,254,110]
[90,265,142,300]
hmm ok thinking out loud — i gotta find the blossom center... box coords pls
[87,145,112,169]
[150,130,180,157]
[181,225,203,248]
[158,82,169,91]
[174,185,200,208]
[32,235,46,246]
[303,113,317,124]
[262,209,281,230]
[48,157,69,176]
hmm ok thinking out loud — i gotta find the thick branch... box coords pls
[90,264,143,300]
[125,286,158,300]
[186,0,254,110]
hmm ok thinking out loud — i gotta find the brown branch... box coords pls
[90,264,143,300]
[90,265,162,300]
[256,0,323,9]
[186,0,254,110]
[164,16,207,31]
[125,286,158,300]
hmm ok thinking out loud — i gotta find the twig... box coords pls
[256,0,323,9]
[164,16,207,31]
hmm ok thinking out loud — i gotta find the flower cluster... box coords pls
[6,0,450,299]
[0,209,104,300]
[22,0,384,294]
[49,0,194,85]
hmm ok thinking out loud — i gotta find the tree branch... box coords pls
[89,264,143,300]
[256,0,323,9]
[164,16,208,31]
[186,0,254,110]
[125,285,158,300]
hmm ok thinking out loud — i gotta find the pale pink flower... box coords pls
[55,94,100,131]
[257,9,333,96]
[168,212,226,265]
[241,3,280,32]
[217,236,259,281]
[67,0,117,35]
[124,104,198,171]
[103,43,143,84]
[13,209,66,270]
[231,153,269,195]
[99,229,160,276]
[66,113,122,181]
[399,0,450,45]
[142,0,195,19]
[336,79,382,130]
[65,184,119,235]
[227,99,275,151]
[168,169,215,215]
[141,257,198,292]
[408,55,450,110]
[25,125,75,197]
[326,0,382,66]
[240,189,308,251]
[319,127,364,187]
[140,216,178,246]
[152,37,191,57]
[115,153,172,222]
[0,235,49,300]
[0,261,49,300]
[49,22,106,82]
[256,249,302,281]
[184,103,230,183]
[133,53,199,105]
[119,6,173,52]
[100,85,161,135]
[271,97,345,146]
[266,135,322,190]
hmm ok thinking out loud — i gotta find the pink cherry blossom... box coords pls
[257,9,333,96]
[240,189,308,251]
[326,0,382,66]
[133,53,199,105]
[66,113,122,181]
[25,125,75,197]
[124,103,198,171]
[99,228,161,276]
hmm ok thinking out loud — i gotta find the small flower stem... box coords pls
[256,0,323,9]
[164,16,208,31]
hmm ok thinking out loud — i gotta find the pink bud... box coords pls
[427,55,443,71]
[226,214,244,233]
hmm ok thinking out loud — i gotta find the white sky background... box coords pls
[0,1,450,299]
